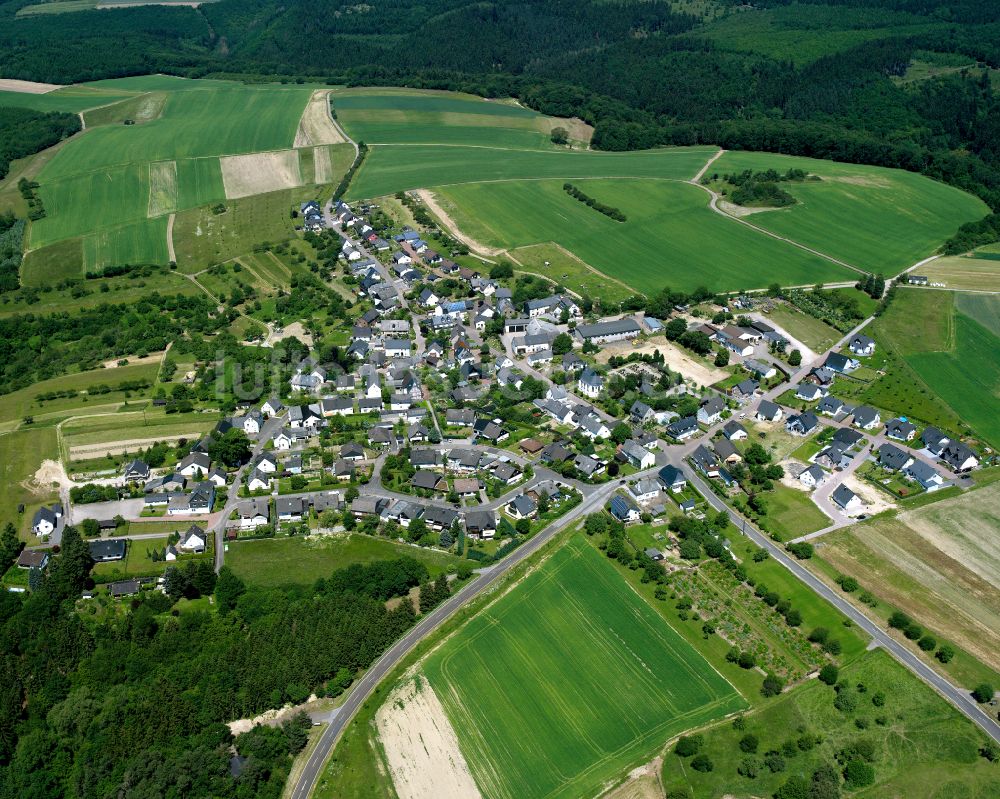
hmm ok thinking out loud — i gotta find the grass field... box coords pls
[922,252,1000,292]
[62,408,217,462]
[84,91,168,127]
[433,179,850,294]
[92,536,171,580]
[0,361,160,427]
[661,648,999,799]
[817,483,1000,680]
[0,428,60,541]
[712,151,988,275]
[349,144,717,199]
[510,242,638,303]
[760,484,829,541]
[334,87,591,150]
[421,535,745,799]
[0,84,138,113]
[956,293,1000,337]
[82,217,169,270]
[225,533,461,588]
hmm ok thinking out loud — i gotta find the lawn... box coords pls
[759,484,829,541]
[225,533,461,588]
[433,179,850,294]
[760,303,842,353]
[817,516,1000,682]
[712,151,988,275]
[661,648,999,799]
[92,536,172,581]
[348,144,718,198]
[421,535,746,799]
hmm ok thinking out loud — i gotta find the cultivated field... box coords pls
[434,179,850,294]
[418,536,745,799]
[225,534,460,588]
[294,90,346,147]
[348,144,717,199]
[83,91,167,127]
[956,292,1000,337]
[921,251,1000,292]
[818,481,1000,673]
[334,87,592,150]
[220,149,302,199]
[712,151,988,275]
[147,160,178,216]
[508,242,637,304]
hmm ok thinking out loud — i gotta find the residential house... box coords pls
[609,495,641,524]
[713,437,742,465]
[178,452,211,478]
[691,445,720,477]
[122,459,150,483]
[411,470,445,492]
[796,383,826,402]
[340,442,366,460]
[423,506,459,532]
[657,465,687,493]
[903,460,946,491]
[848,334,876,357]
[630,400,654,424]
[261,397,284,417]
[17,550,49,570]
[786,412,819,436]
[446,408,476,427]
[817,396,846,416]
[465,510,496,540]
[722,420,748,441]
[798,464,827,488]
[178,525,206,553]
[247,469,270,492]
[878,443,913,472]
[941,441,979,472]
[507,494,538,519]
[667,415,700,440]
[832,427,865,449]
[825,352,860,374]
[619,440,655,469]
[885,418,918,441]
[921,426,950,456]
[697,397,725,425]
[574,454,605,479]
[743,359,777,379]
[852,406,881,430]
[89,538,126,562]
[273,429,293,450]
[276,497,306,522]
[31,504,62,536]
[756,400,783,423]
[832,484,864,514]
[578,413,611,440]
[628,477,661,504]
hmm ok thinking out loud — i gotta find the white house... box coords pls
[273,429,292,450]
[832,484,864,515]
[577,368,603,399]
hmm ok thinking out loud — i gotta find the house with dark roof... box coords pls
[903,460,947,491]
[848,334,876,356]
[832,427,865,449]
[690,445,720,477]
[89,538,127,562]
[123,459,150,482]
[825,351,860,374]
[722,420,748,440]
[465,510,496,539]
[832,484,864,514]
[574,318,642,344]
[657,465,687,493]
[17,550,49,570]
[878,443,913,472]
[609,495,641,523]
[941,441,979,472]
[817,396,846,416]
[507,494,537,519]
[756,400,782,423]
[852,406,881,430]
[798,464,827,488]
[666,415,700,441]
[885,418,917,441]
[411,470,446,492]
[697,397,725,425]
[786,412,819,436]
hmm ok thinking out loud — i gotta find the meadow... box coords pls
[922,250,1000,292]
[817,483,1000,679]
[433,179,850,294]
[225,534,461,588]
[764,304,842,353]
[759,484,829,541]
[0,427,59,541]
[661,648,999,799]
[712,151,988,275]
[422,535,745,799]
[509,242,637,303]
[347,144,717,198]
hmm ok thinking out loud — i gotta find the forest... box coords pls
[0,107,79,181]
[0,529,424,799]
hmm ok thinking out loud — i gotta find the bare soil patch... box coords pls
[415,189,504,256]
[294,90,346,148]
[312,145,333,183]
[266,320,312,347]
[600,758,664,799]
[718,199,778,218]
[841,473,896,516]
[30,459,70,493]
[0,78,62,93]
[220,150,301,200]
[375,674,482,799]
[598,339,727,387]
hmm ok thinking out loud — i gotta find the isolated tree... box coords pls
[550,126,569,145]
[714,348,729,367]
[972,683,995,703]
[552,332,573,355]
[819,664,840,685]
[788,349,802,367]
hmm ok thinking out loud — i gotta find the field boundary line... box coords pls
[691,147,725,183]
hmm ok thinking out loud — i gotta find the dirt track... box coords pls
[415,189,504,256]
[294,90,346,148]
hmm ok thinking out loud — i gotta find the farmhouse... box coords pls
[574,318,642,345]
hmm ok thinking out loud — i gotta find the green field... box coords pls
[334,87,588,149]
[434,179,850,294]
[661,648,999,798]
[92,536,171,580]
[0,84,139,113]
[0,428,60,541]
[712,152,988,275]
[509,242,638,303]
[923,251,1000,293]
[956,293,1000,337]
[348,144,717,198]
[421,535,745,799]
[225,533,461,588]
[760,484,829,541]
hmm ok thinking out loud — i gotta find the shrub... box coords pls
[764,751,786,773]
[888,610,912,629]
[690,754,713,773]
[674,735,702,757]
[774,775,808,799]
[739,734,759,753]
[738,756,762,778]
[836,575,859,592]
[808,627,829,644]
[972,683,995,704]
[871,692,886,707]
[843,759,875,789]
[819,664,840,685]
[903,622,923,640]
[834,690,858,713]
[823,638,842,656]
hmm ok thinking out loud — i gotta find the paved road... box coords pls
[213,415,285,572]
[682,466,1000,746]
[288,479,620,799]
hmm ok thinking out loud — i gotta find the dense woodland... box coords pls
[0,107,79,181]
[0,531,425,798]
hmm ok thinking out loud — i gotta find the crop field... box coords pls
[348,144,717,198]
[712,151,988,275]
[83,91,168,127]
[333,88,591,149]
[82,218,168,270]
[420,535,745,799]
[0,83,139,113]
[220,149,302,199]
[62,409,217,461]
[922,252,1000,292]
[661,648,999,799]
[508,242,637,304]
[226,534,460,588]
[956,293,1000,337]
[818,482,1000,675]
[434,179,849,294]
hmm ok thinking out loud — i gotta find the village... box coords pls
[7,194,987,603]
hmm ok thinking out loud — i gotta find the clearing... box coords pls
[818,482,1000,674]
[375,675,482,799]
[220,150,302,200]
[417,535,745,799]
[598,340,728,387]
[294,90,346,147]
